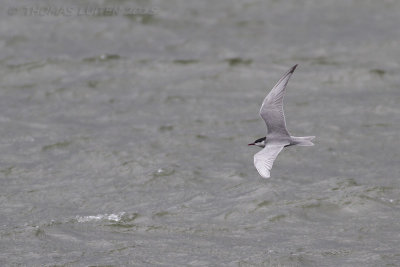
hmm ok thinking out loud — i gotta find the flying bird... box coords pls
[248,64,315,178]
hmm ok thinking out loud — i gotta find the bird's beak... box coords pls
[248,143,255,146]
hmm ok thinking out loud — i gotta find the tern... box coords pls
[248,64,315,178]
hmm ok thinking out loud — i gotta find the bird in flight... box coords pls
[248,64,315,178]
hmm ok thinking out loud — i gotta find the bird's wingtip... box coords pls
[290,64,298,73]
[259,171,271,179]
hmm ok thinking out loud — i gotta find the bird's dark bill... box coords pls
[248,143,255,146]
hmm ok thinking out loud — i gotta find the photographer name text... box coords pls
[7,6,158,17]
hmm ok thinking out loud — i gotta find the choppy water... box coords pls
[1,0,400,266]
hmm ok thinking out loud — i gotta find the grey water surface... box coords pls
[1,0,400,266]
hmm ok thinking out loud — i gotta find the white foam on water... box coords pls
[76,212,125,223]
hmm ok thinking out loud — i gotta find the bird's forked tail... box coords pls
[291,136,315,146]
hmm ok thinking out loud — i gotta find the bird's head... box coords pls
[248,137,266,148]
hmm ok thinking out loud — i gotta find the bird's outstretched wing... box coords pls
[259,65,297,138]
[254,143,287,178]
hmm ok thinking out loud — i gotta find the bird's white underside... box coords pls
[253,144,286,178]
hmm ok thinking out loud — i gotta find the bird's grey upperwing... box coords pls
[253,143,287,178]
[259,64,297,138]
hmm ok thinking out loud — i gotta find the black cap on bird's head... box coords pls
[248,137,266,147]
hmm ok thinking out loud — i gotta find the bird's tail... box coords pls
[291,136,315,146]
